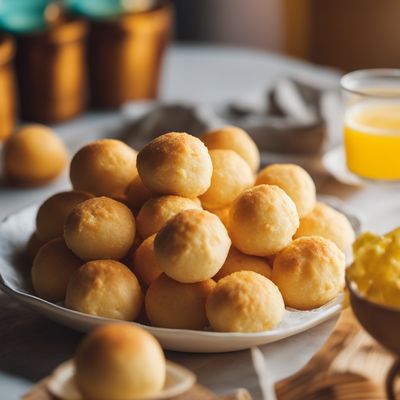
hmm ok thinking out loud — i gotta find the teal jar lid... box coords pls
[0,0,51,34]
[66,0,156,20]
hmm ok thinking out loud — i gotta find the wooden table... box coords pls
[2,45,400,400]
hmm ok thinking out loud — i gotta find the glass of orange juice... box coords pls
[341,69,400,181]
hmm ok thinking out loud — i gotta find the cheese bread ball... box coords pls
[126,175,153,211]
[213,246,272,281]
[70,139,137,198]
[3,124,68,186]
[75,324,165,400]
[26,232,45,261]
[294,202,355,251]
[255,164,316,218]
[64,197,136,261]
[206,271,284,332]
[154,209,231,283]
[132,234,162,287]
[36,191,93,242]
[210,206,230,229]
[199,149,254,209]
[229,185,299,256]
[65,260,142,320]
[32,238,82,302]
[271,236,345,310]
[201,126,260,173]
[145,274,216,330]
[137,132,212,197]
[136,195,201,239]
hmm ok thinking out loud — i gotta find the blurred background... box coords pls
[1,0,400,141]
[173,0,400,71]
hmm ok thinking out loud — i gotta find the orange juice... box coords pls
[344,101,400,180]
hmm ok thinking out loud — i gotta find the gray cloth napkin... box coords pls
[121,77,341,156]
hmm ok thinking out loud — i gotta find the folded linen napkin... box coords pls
[121,77,342,156]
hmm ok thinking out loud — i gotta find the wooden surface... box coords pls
[276,308,400,399]
[23,307,400,400]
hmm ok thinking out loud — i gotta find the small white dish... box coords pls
[47,360,196,400]
[322,145,365,186]
[0,200,359,353]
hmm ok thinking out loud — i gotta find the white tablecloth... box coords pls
[1,44,399,400]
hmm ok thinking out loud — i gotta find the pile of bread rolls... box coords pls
[29,126,355,333]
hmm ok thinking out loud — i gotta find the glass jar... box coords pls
[0,33,17,141]
[341,69,400,181]
[88,1,172,108]
[15,17,88,123]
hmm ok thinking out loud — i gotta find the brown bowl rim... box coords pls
[346,276,400,313]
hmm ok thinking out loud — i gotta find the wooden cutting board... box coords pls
[276,308,400,400]
[23,309,399,400]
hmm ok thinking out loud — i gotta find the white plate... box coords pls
[47,360,196,400]
[0,200,359,353]
[322,145,365,186]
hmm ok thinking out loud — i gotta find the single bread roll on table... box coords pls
[65,259,142,320]
[64,197,136,261]
[3,124,68,186]
[137,132,212,197]
[154,209,231,283]
[145,273,216,330]
[75,324,165,400]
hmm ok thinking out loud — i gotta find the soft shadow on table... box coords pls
[0,295,82,382]
[168,349,263,399]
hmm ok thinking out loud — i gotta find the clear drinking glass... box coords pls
[341,69,400,181]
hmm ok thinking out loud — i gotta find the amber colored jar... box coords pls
[0,34,17,141]
[15,18,88,123]
[88,2,172,109]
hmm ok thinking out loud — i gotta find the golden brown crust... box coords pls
[228,184,299,256]
[32,238,82,302]
[154,209,231,283]
[255,163,316,218]
[132,234,162,287]
[64,197,136,261]
[213,246,272,281]
[65,260,143,320]
[136,195,201,239]
[75,324,165,400]
[125,175,153,211]
[206,271,284,332]
[201,126,260,173]
[199,149,254,209]
[70,139,137,197]
[272,236,345,310]
[137,132,213,197]
[209,205,231,229]
[36,191,94,242]
[3,124,68,186]
[145,273,216,329]
[294,202,355,251]
[26,232,46,261]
